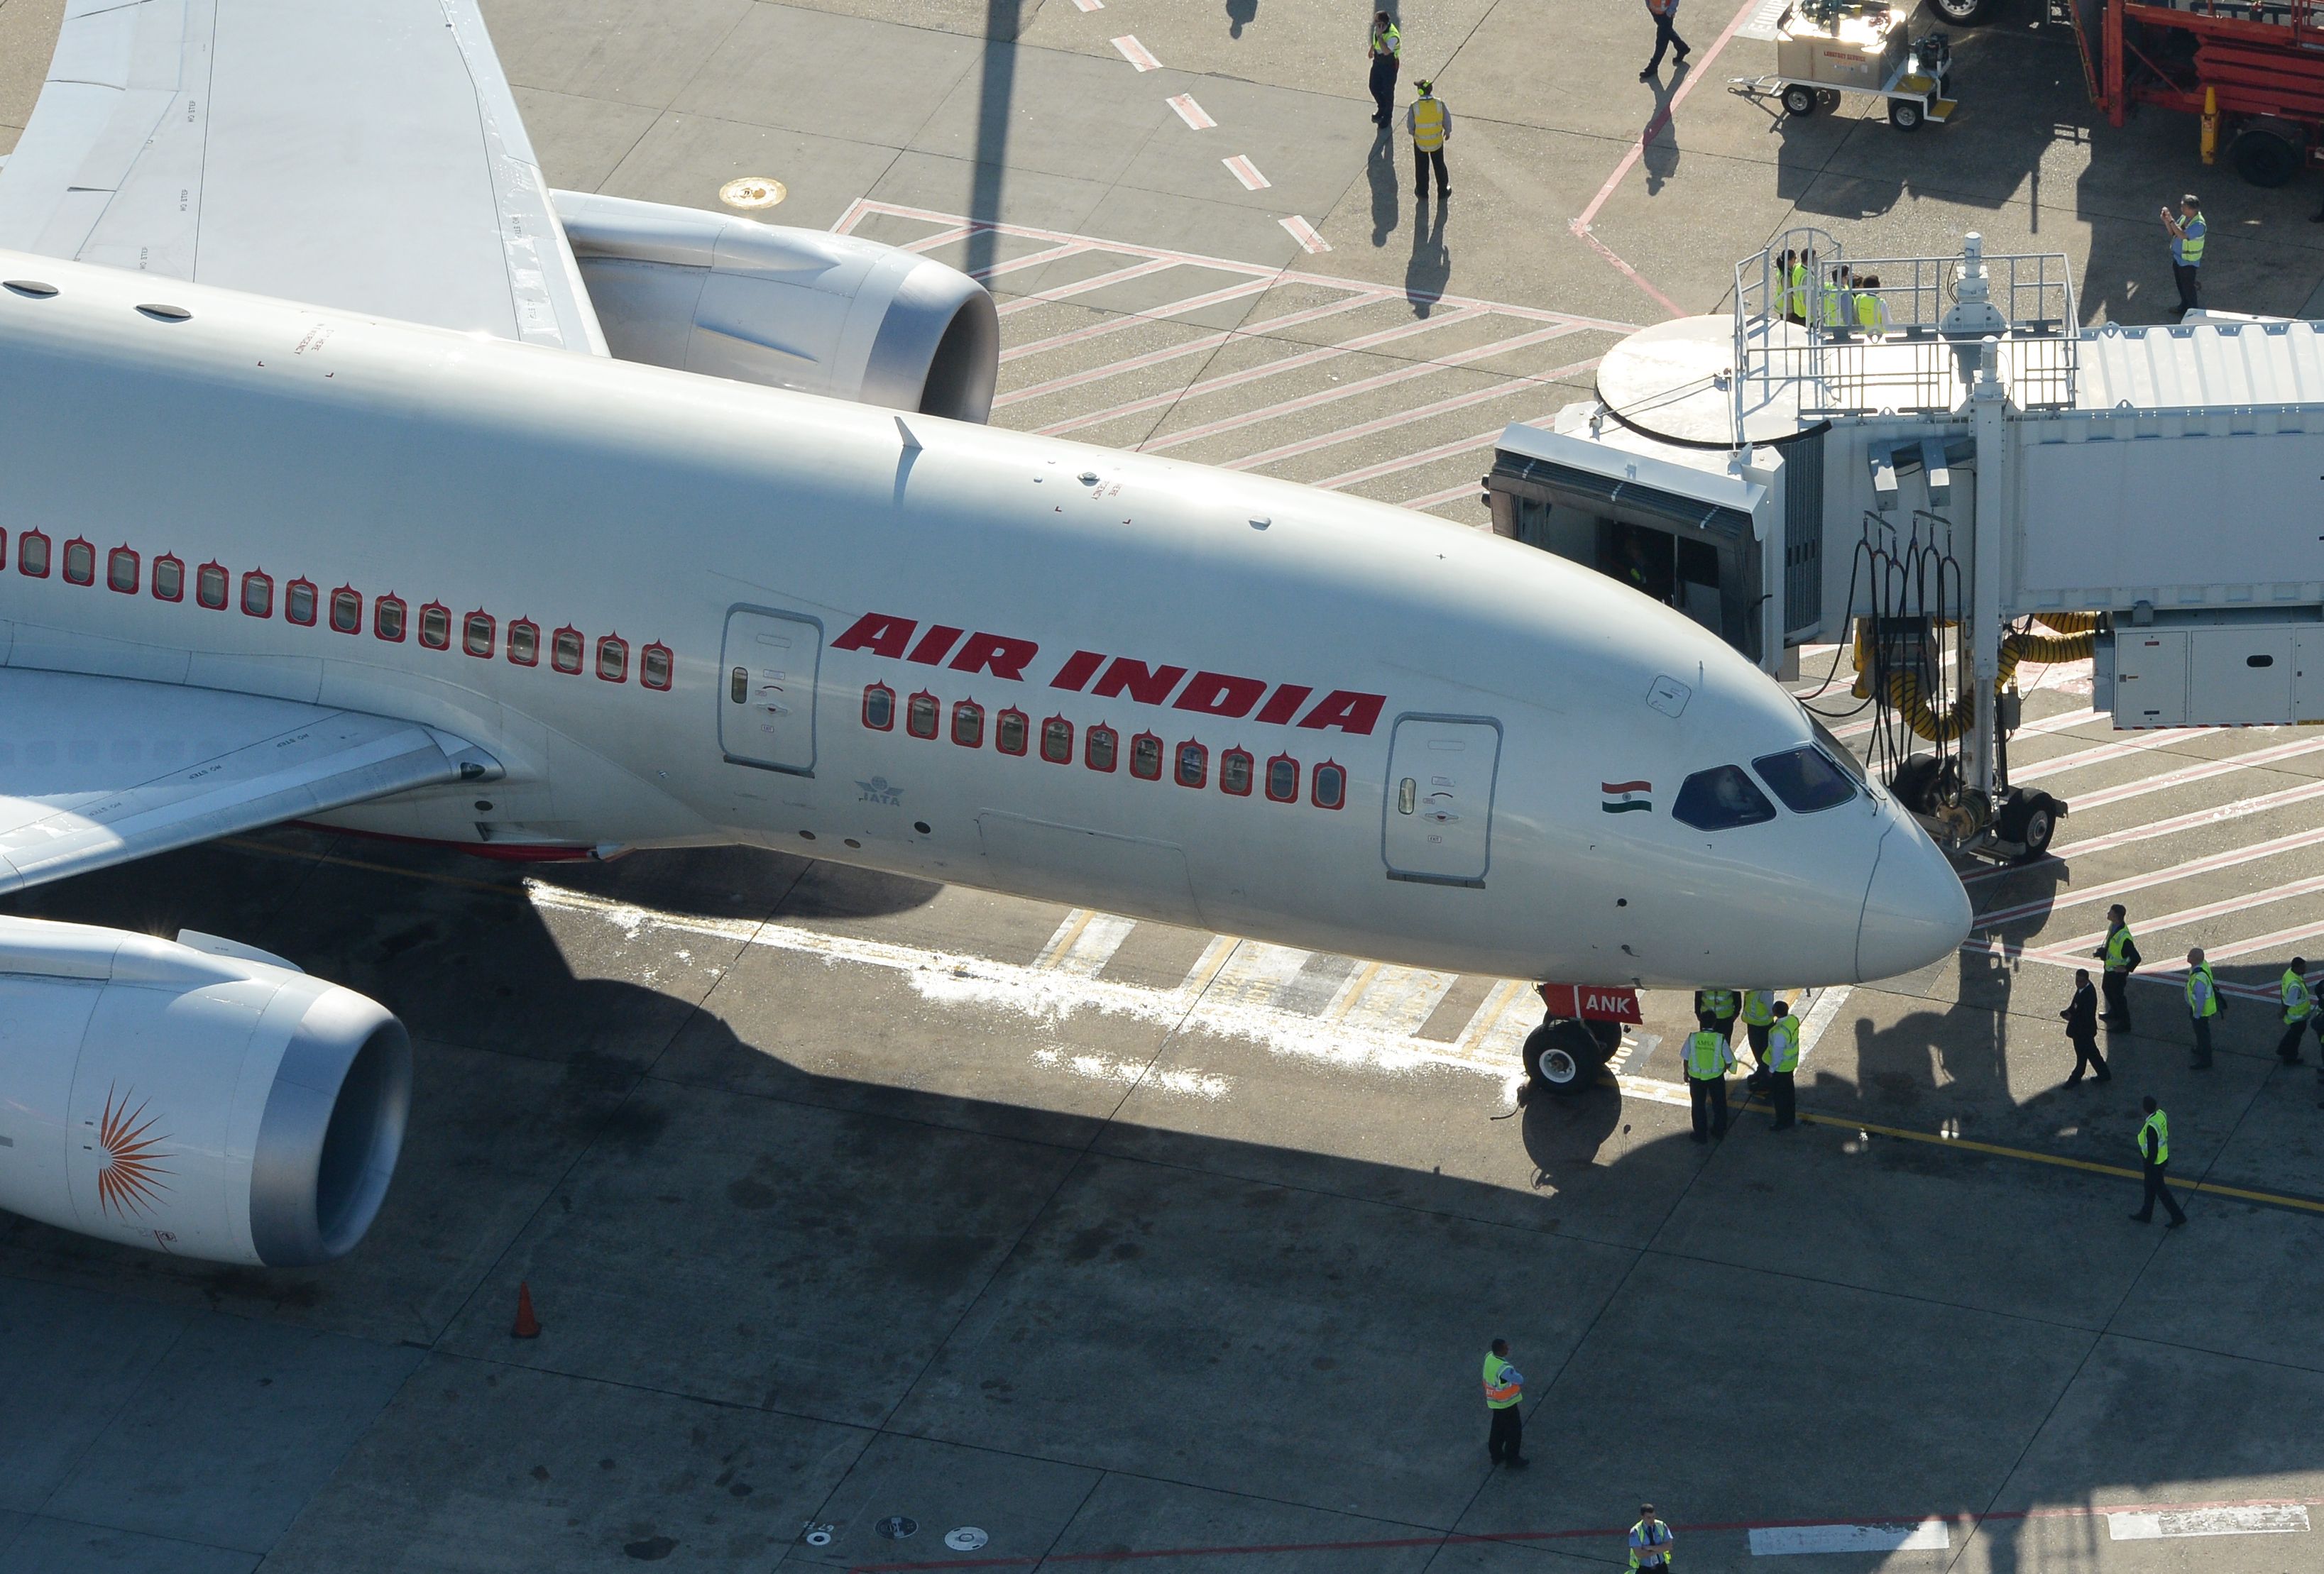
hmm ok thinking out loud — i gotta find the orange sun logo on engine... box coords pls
[94,1084,174,1219]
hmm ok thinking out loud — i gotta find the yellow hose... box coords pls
[1851,616,2099,741]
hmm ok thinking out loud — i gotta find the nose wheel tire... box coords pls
[1525,1019,1614,1097]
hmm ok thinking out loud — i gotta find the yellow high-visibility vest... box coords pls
[1410,95,1447,151]
[1767,1015,1801,1073]
[1482,1353,1521,1408]
[2137,1109,2169,1165]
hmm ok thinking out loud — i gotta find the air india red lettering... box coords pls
[1297,690,1386,735]
[906,624,965,665]
[1049,649,1106,691]
[949,632,1039,681]
[832,612,916,659]
[1253,684,1312,725]
[1091,657,1188,705]
[1173,671,1266,717]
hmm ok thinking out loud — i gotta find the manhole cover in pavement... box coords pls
[719,177,786,209]
[946,1528,990,1551]
[876,1517,918,1540]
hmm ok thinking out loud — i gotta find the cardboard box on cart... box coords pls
[1775,9,1905,89]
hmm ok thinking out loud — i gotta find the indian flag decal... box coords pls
[1601,780,1652,814]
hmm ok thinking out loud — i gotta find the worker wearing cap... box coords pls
[1765,1000,1801,1129]
[1406,79,1452,200]
[2096,906,2140,1030]
[1367,12,1401,126]
[1630,1506,1675,1571]
[1640,0,1691,79]
[1482,1338,1528,1469]
[2278,958,2312,1064]
[2130,1096,2186,1226]
[2162,194,2205,318]
[1684,1023,1734,1143]
[2185,947,2221,1069]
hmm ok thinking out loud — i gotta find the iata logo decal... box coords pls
[1601,780,1652,814]
[93,1084,173,1219]
[831,612,1386,734]
[857,775,903,806]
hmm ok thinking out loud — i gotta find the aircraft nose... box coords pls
[1854,826,1972,981]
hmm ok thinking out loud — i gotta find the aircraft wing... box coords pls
[0,0,605,353]
[0,669,498,895]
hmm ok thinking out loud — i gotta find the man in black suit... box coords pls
[2061,968,2109,1084]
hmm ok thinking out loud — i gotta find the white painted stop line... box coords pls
[1111,35,1161,70]
[1749,1521,1950,1556]
[2108,1505,2311,1540]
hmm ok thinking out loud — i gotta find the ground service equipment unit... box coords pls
[1488,229,2324,876]
[1733,0,1961,129]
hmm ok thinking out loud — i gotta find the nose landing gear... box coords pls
[1524,1016,1621,1096]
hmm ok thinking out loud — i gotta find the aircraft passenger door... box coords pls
[1383,715,1501,888]
[720,607,821,775]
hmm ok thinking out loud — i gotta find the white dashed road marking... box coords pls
[1167,94,1215,129]
[1111,34,1160,70]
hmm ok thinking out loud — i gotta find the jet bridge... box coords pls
[1489,229,2324,862]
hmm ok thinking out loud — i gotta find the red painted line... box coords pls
[901,223,977,255]
[997,292,1383,401]
[970,240,1094,280]
[1168,93,1215,130]
[1212,353,1600,471]
[1402,477,1493,511]
[996,256,1184,317]
[2013,726,2203,783]
[1310,424,1510,490]
[1223,154,1271,191]
[2066,732,2324,812]
[1279,214,1332,254]
[828,197,875,237]
[845,1497,2322,1573]
[1112,34,1161,70]
[1574,0,1763,233]
[1141,324,1582,453]
[1036,308,1492,437]
[1569,221,1687,319]
[999,278,1305,365]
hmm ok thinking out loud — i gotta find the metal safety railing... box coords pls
[1733,231,2080,427]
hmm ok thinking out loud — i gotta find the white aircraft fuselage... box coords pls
[0,253,1969,986]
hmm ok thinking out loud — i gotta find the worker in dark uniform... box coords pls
[1765,999,1800,1129]
[2130,1096,2186,1227]
[1640,0,1690,79]
[2278,958,2311,1064]
[1694,985,1739,1044]
[2096,905,2139,1030]
[1740,989,1776,1090]
[1482,1338,1528,1468]
[2061,968,2109,1084]
[1367,12,1401,126]
[1683,1021,1734,1143]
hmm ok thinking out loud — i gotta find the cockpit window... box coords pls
[1805,710,1869,785]
[1752,746,1857,813]
[1672,765,1778,831]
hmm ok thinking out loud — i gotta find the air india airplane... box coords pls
[0,1,1971,1270]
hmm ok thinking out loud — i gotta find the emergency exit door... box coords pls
[720,607,821,775]
[1382,715,1501,887]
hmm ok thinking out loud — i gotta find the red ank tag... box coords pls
[1537,984,1643,1023]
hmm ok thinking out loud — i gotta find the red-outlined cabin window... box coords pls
[61,538,94,585]
[906,690,940,738]
[1220,747,1254,797]
[641,642,673,691]
[152,554,184,602]
[329,586,362,634]
[462,610,495,658]
[0,529,6,571]
[996,707,1029,756]
[951,699,985,747]
[1129,731,1163,781]
[1040,715,1074,764]
[550,625,583,673]
[508,618,541,666]
[106,546,139,595]
[285,578,317,626]
[417,602,451,649]
[1265,752,1300,803]
[595,634,628,683]
[1312,759,1348,810]
[375,594,408,642]
[241,570,273,618]
[862,683,896,730]
[1173,739,1207,789]
[1085,723,1119,772]
[18,529,51,578]
[195,562,228,608]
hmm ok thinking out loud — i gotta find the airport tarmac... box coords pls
[4,0,2324,1569]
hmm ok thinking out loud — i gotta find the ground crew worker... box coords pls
[1640,0,1690,79]
[1367,12,1401,126]
[2161,194,2205,318]
[1786,250,1811,324]
[1853,273,1889,336]
[1765,1000,1800,1128]
[1406,79,1452,201]
[2185,947,2221,1069]
[2130,1096,2186,1226]
[2095,905,2139,1030]
[2061,968,2109,1084]
[1482,1338,1528,1468]
[2278,958,2311,1064]
[1684,1023,1734,1143]
[1740,989,1776,1086]
[1694,986,1738,1040]
[1630,1504,1675,1571]
[1820,265,1850,330]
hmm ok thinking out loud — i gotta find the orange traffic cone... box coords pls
[512,1280,542,1338]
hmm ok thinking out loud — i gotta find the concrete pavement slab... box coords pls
[861,148,1115,247]
[509,87,664,193]
[673,4,978,148]
[1107,71,1376,222]
[600,114,908,231]
[0,1280,190,1513]
[1041,1470,1453,1571]
[1014,0,1500,99]
[909,42,1178,189]
[1075,181,1314,271]
[767,861,1065,963]
[39,1313,420,1553]
[437,1077,1081,1421]
[478,0,753,109]
[261,1357,865,1572]
[784,1431,1098,1569]
[892,1149,1636,1526]
[0,1517,256,1574]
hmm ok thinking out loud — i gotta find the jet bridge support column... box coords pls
[1964,337,2009,819]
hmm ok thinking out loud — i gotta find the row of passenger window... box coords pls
[4,529,672,690]
[1671,745,1858,832]
[862,683,1350,810]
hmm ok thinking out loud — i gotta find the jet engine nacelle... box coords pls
[552,189,1001,423]
[0,918,410,1267]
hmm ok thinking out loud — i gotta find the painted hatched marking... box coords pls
[1112,34,1161,70]
[1222,154,1270,191]
[2108,1506,2310,1540]
[1073,0,1102,9]
[1280,214,1331,253]
[1748,1521,1951,1556]
[1168,94,1215,129]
